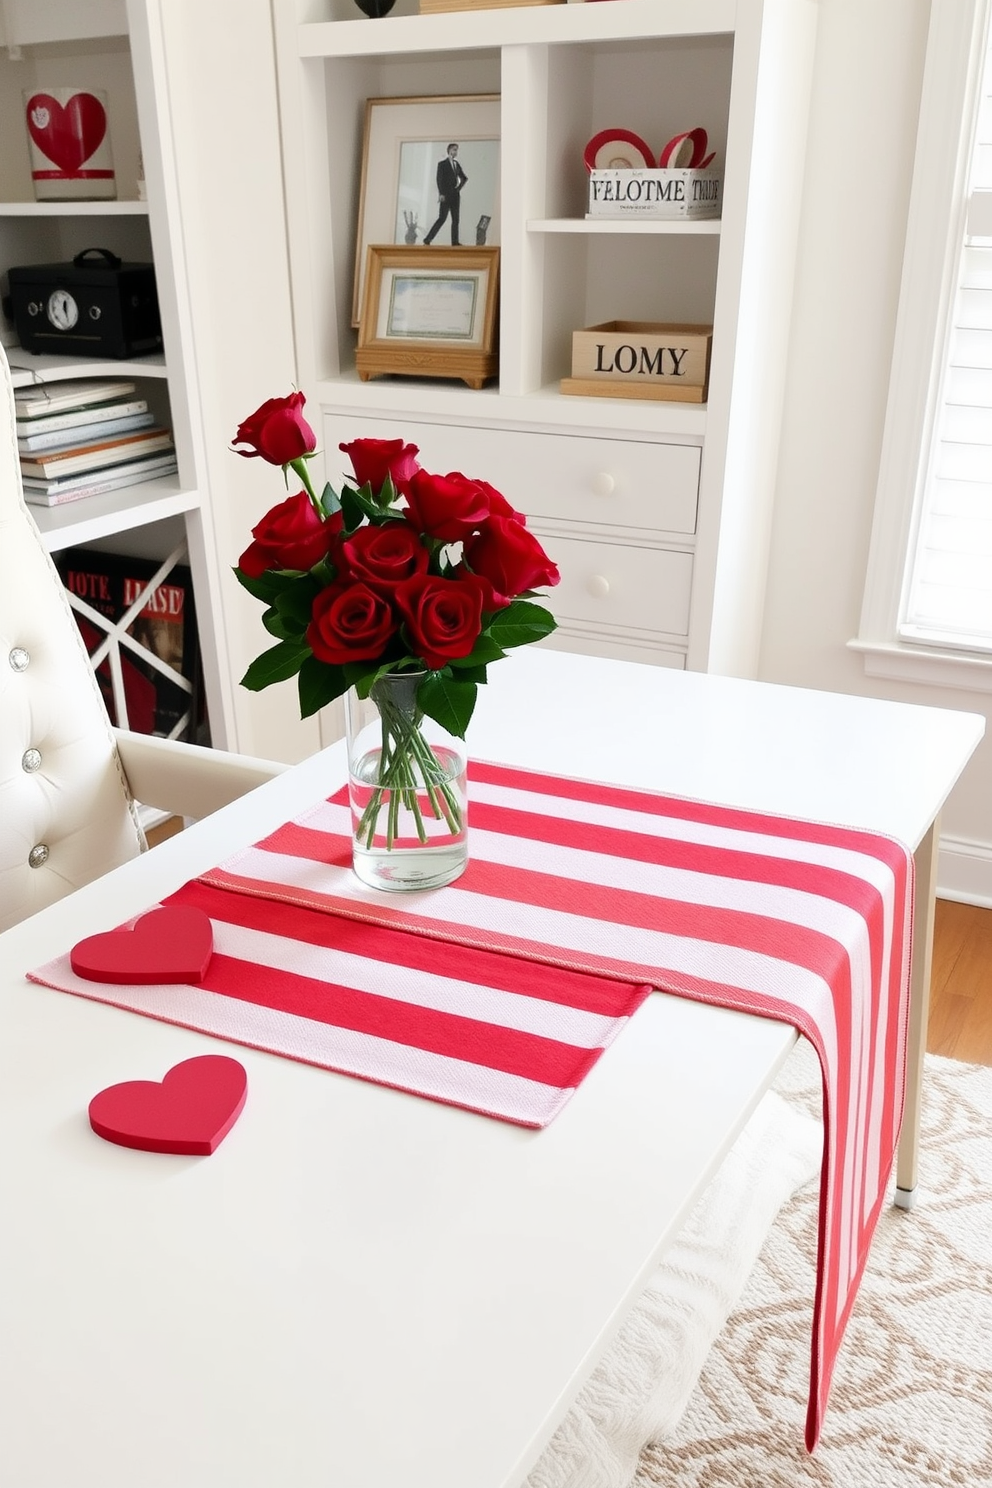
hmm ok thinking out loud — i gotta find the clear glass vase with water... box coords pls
[344,670,468,892]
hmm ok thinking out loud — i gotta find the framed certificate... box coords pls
[357,245,500,389]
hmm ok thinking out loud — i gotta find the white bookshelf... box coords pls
[0,0,237,745]
[273,0,819,676]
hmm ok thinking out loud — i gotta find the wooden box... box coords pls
[420,0,561,12]
[561,321,713,404]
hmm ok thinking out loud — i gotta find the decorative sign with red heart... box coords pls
[70,906,214,986]
[88,1056,248,1156]
[26,92,108,172]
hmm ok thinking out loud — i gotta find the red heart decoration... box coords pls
[88,1056,248,1155]
[26,92,107,172]
[70,906,213,985]
[658,127,711,170]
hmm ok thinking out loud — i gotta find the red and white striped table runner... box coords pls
[28,760,913,1450]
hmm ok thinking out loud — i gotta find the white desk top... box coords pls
[0,651,983,1488]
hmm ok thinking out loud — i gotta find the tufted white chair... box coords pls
[0,342,286,933]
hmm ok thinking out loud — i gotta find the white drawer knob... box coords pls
[591,471,615,497]
[586,574,611,599]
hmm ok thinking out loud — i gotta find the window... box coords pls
[855,0,992,690]
[902,26,992,650]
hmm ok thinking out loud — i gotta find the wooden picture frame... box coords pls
[356,245,500,389]
[352,94,501,328]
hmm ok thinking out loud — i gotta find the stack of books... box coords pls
[14,378,178,507]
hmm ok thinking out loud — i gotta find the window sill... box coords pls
[848,638,992,694]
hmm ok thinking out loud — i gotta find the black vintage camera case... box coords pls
[8,248,163,359]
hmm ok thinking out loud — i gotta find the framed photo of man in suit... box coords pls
[353,94,501,327]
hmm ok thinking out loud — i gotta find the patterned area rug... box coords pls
[635,1049,992,1487]
[529,1047,823,1488]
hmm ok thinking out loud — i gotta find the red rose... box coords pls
[238,491,338,577]
[472,478,525,524]
[232,392,316,466]
[338,521,429,592]
[306,582,397,665]
[465,516,560,605]
[340,437,420,494]
[403,469,492,541]
[395,573,487,670]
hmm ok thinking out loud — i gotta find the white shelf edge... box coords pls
[1,0,127,48]
[528,217,722,235]
[312,375,707,440]
[0,200,149,217]
[30,479,202,554]
[528,384,707,438]
[298,0,737,59]
[7,353,168,385]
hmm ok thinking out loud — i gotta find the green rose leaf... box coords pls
[320,483,342,517]
[274,578,321,635]
[309,556,337,587]
[449,633,506,668]
[262,605,295,641]
[488,600,558,650]
[342,659,387,699]
[233,566,303,604]
[447,662,489,685]
[376,472,397,511]
[240,639,312,692]
[339,486,363,532]
[340,483,380,532]
[417,673,478,740]
[298,656,350,718]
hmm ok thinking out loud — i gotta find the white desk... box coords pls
[0,651,983,1488]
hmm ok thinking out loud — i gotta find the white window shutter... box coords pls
[901,32,992,651]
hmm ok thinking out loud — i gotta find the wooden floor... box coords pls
[146,818,992,1065]
[929,899,992,1065]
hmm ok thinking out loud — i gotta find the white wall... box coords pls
[760,0,992,903]
[159,0,321,764]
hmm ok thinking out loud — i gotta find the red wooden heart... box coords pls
[70,906,213,985]
[658,127,710,170]
[88,1056,248,1155]
[26,92,107,172]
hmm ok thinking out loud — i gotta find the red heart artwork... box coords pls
[658,127,715,170]
[26,92,107,172]
[70,906,214,985]
[88,1056,248,1155]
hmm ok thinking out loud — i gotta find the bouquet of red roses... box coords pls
[231,392,559,863]
[232,390,560,734]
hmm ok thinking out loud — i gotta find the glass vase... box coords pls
[344,671,468,892]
